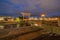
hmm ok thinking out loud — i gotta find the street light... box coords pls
[41,13,46,18]
[40,12,46,24]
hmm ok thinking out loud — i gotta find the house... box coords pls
[0,16,15,29]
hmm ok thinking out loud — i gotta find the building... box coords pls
[23,16,60,26]
[0,16,15,29]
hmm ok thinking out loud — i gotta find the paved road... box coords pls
[0,26,48,40]
[15,29,49,40]
[1,26,57,40]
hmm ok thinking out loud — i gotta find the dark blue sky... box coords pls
[0,0,60,17]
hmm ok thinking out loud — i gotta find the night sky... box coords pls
[0,0,60,17]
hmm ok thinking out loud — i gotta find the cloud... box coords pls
[0,1,19,15]
[10,0,38,10]
[40,0,60,11]
[0,0,60,16]
[10,0,60,11]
